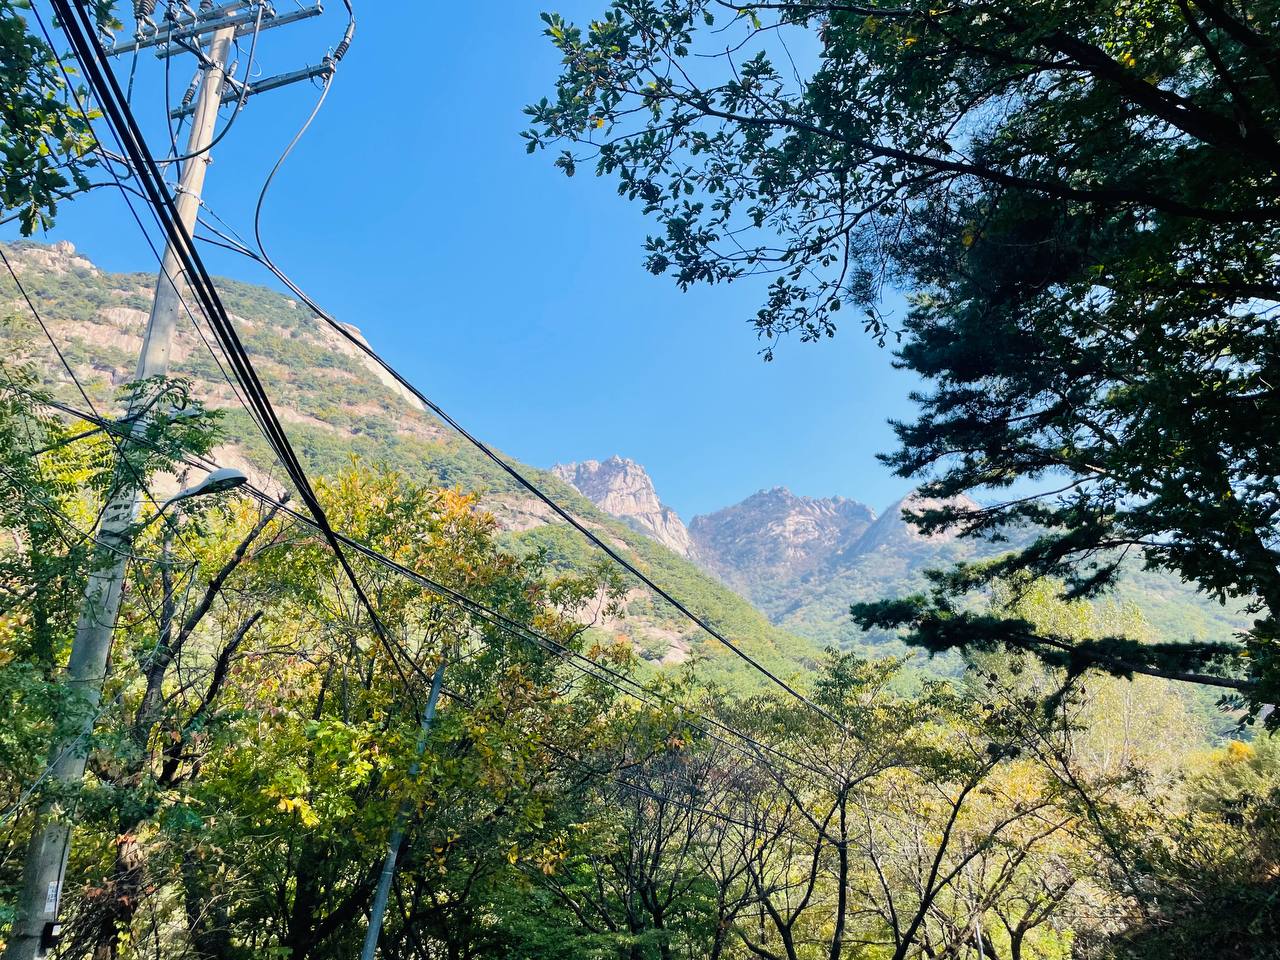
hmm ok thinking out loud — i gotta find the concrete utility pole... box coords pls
[361,660,448,960]
[4,17,238,960]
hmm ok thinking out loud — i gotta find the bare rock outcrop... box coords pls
[690,487,876,588]
[551,456,694,557]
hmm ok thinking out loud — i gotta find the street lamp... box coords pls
[168,467,248,503]
[137,467,249,531]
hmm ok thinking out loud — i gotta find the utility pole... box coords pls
[4,16,237,959]
[360,660,447,960]
[6,2,331,954]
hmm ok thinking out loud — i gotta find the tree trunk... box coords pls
[182,847,232,959]
[90,824,146,960]
[283,840,325,960]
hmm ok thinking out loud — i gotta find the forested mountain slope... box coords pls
[3,239,1245,679]
[0,240,808,689]
[561,476,1251,657]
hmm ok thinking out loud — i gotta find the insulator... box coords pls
[199,0,214,12]
[331,38,350,62]
[134,0,156,17]
[181,72,201,108]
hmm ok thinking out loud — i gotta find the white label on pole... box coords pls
[44,880,60,917]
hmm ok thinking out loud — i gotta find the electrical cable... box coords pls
[51,0,432,708]
[206,0,839,733]
[245,0,354,280]
[28,424,107,457]
[18,387,838,789]
[161,3,187,158]
[18,9,362,767]
[44,0,842,801]
[157,1,264,165]
[11,0,842,907]
[54,3,322,471]
[250,73,332,275]
[227,478,834,780]
[12,400,831,792]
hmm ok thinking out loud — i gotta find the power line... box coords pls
[41,0,844,833]
[304,294,847,731]
[0,462,185,569]
[9,114,835,814]
[222,474,836,785]
[52,0,843,750]
[9,409,828,798]
[234,175,850,738]
[17,385,837,789]
[196,2,840,728]
[51,0,433,710]
[50,0,832,783]
[0,436,840,917]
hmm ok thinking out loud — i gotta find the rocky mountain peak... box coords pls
[10,238,97,276]
[689,488,877,589]
[851,491,981,556]
[551,457,694,557]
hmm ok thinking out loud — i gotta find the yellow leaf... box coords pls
[1226,740,1255,761]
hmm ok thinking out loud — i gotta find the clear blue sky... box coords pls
[19,1,922,519]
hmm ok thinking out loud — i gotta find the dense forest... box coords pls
[2,0,1279,958]
[0,368,1275,959]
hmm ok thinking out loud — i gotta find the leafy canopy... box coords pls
[526,0,1280,717]
[0,1,113,234]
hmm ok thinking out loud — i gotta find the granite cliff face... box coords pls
[689,487,876,593]
[547,456,986,650]
[551,457,694,557]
